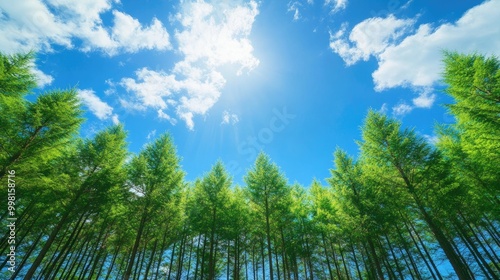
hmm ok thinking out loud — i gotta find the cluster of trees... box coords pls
[0,51,499,279]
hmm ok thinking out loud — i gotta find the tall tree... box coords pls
[189,161,232,279]
[124,133,184,280]
[244,152,289,280]
[23,125,128,279]
[359,111,472,279]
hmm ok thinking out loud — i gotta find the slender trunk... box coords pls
[186,236,195,280]
[483,216,500,247]
[274,237,281,280]
[176,233,187,280]
[245,244,249,280]
[261,235,266,280]
[167,242,177,280]
[460,214,500,272]
[406,244,423,280]
[302,256,309,280]
[280,227,290,280]
[409,220,443,280]
[403,216,440,279]
[396,163,472,280]
[477,227,500,264]
[194,235,203,280]
[233,237,239,280]
[124,207,148,280]
[47,211,90,279]
[9,231,44,280]
[200,234,208,279]
[155,225,170,279]
[213,235,220,279]
[361,241,375,279]
[144,239,158,279]
[252,241,257,280]
[208,207,217,280]
[227,240,231,280]
[321,232,334,280]
[134,238,147,280]
[455,223,496,278]
[104,241,122,280]
[416,202,472,280]
[351,243,363,280]
[328,237,343,280]
[367,238,384,279]
[23,199,77,280]
[338,243,351,280]
[65,233,93,279]
[384,233,405,280]
[304,234,314,280]
[264,196,274,280]
[88,225,111,279]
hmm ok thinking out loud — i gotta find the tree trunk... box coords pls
[124,207,148,280]
[264,196,274,280]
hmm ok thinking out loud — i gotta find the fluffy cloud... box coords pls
[392,103,413,116]
[174,0,259,73]
[412,89,435,108]
[157,109,177,125]
[221,110,239,125]
[331,0,500,92]
[330,16,414,65]
[120,0,259,130]
[0,0,171,55]
[30,66,54,88]
[78,89,118,122]
[325,0,348,13]
[288,0,346,21]
[111,114,120,125]
[288,2,303,21]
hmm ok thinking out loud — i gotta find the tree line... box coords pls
[0,51,499,279]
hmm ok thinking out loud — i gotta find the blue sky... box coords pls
[1,0,499,186]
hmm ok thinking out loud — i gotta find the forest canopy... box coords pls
[0,51,499,279]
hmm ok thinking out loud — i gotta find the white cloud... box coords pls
[221,110,239,125]
[119,98,146,111]
[330,0,500,92]
[174,0,259,73]
[392,103,413,116]
[108,10,171,53]
[77,89,114,120]
[325,0,348,13]
[288,2,301,21]
[146,129,156,140]
[379,103,388,114]
[288,0,343,20]
[0,0,72,53]
[120,0,259,130]
[31,66,54,88]
[120,68,178,110]
[157,109,177,125]
[330,15,415,65]
[0,0,171,55]
[412,89,435,108]
[111,114,120,124]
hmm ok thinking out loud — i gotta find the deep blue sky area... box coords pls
[2,0,499,186]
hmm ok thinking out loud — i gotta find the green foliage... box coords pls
[0,52,37,95]
[0,89,83,178]
[2,51,499,280]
